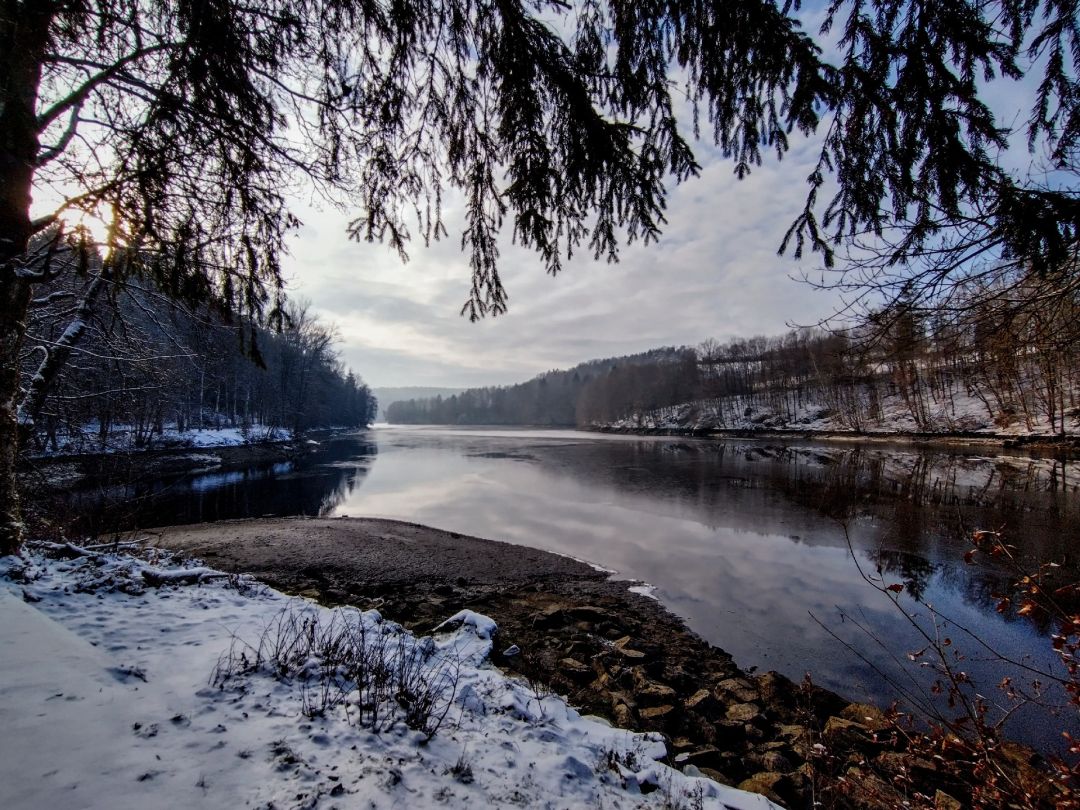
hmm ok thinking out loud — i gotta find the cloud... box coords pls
[281,130,846,388]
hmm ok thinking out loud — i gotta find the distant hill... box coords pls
[372,387,464,422]
[384,348,697,426]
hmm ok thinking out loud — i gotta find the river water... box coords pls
[61,425,1080,752]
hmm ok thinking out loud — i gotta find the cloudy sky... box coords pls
[278,5,1044,391]
[281,132,847,389]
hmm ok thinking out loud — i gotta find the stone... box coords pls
[567,605,613,623]
[715,677,760,704]
[669,737,696,754]
[636,681,677,704]
[711,719,746,747]
[840,702,888,731]
[725,702,763,723]
[762,751,793,773]
[823,716,878,750]
[685,688,717,713]
[736,771,787,805]
[639,704,675,722]
[674,746,726,771]
[695,766,735,787]
[558,657,593,683]
[612,703,634,727]
[934,789,962,810]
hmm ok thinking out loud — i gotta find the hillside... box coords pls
[385,348,697,426]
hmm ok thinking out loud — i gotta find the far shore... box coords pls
[592,423,1080,455]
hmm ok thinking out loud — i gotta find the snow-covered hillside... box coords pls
[0,546,777,810]
[608,382,1080,437]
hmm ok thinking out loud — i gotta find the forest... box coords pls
[19,245,376,454]
[385,348,699,426]
[388,296,1080,435]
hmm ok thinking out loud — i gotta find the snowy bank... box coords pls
[0,547,778,810]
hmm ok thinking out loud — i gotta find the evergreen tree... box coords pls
[3,0,1079,552]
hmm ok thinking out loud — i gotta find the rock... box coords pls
[711,719,746,747]
[874,750,937,781]
[636,681,677,704]
[839,765,907,808]
[695,766,735,787]
[567,605,613,623]
[756,670,846,723]
[685,688,717,713]
[823,716,880,750]
[725,702,763,724]
[736,771,787,805]
[558,657,593,683]
[762,750,794,773]
[639,704,675,723]
[840,702,888,731]
[715,677,760,704]
[669,737,696,754]
[610,636,647,659]
[674,746,727,771]
[532,604,567,628]
[934,789,962,810]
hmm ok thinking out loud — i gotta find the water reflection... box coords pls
[61,435,378,534]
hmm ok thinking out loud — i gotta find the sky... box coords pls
[282,132,846,390]
[272,3,1051,392]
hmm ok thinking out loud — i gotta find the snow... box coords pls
[434,609,500,641]
[31,424,290,457]
[0,548,779,810]
[609,377,1079,437]
[628,583,660,601]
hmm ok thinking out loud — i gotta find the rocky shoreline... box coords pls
[593,424,1080,457]
[150,516,1057,808]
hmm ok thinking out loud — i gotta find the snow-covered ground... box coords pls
[0,546,777,810]
[609,382,1079,437]
[30,424,291,457]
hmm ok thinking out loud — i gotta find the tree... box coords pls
[3,0,1079,554]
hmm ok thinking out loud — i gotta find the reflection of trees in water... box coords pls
[538,441,1078,568]
[764,446,1079,569]
[60,438,379,535]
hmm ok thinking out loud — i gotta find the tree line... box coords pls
[674,295,1080,435]
[389,289,1079,435]
[21,249,376,453]
[386,348,697,426]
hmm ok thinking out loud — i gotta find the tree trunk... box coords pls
[0,6,51,554]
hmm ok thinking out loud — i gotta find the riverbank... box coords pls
[593,424,1080,456]
[151,516,1056,808]
[19,428,356,494]
[2,542,768,810]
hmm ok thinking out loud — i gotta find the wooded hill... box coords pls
[387,312,1080,435]
[21,267,376,454]
[385,348,698,426]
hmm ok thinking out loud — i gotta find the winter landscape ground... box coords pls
[0,543,777,810]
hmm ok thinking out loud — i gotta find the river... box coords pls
[57,424,1080,752]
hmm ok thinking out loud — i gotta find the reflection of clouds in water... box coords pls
[334,428,1073,752]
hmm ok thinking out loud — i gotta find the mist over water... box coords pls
[62,425,1080,753]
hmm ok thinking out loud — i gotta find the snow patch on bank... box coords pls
[0,548,778,810]
[628,583,660,601]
